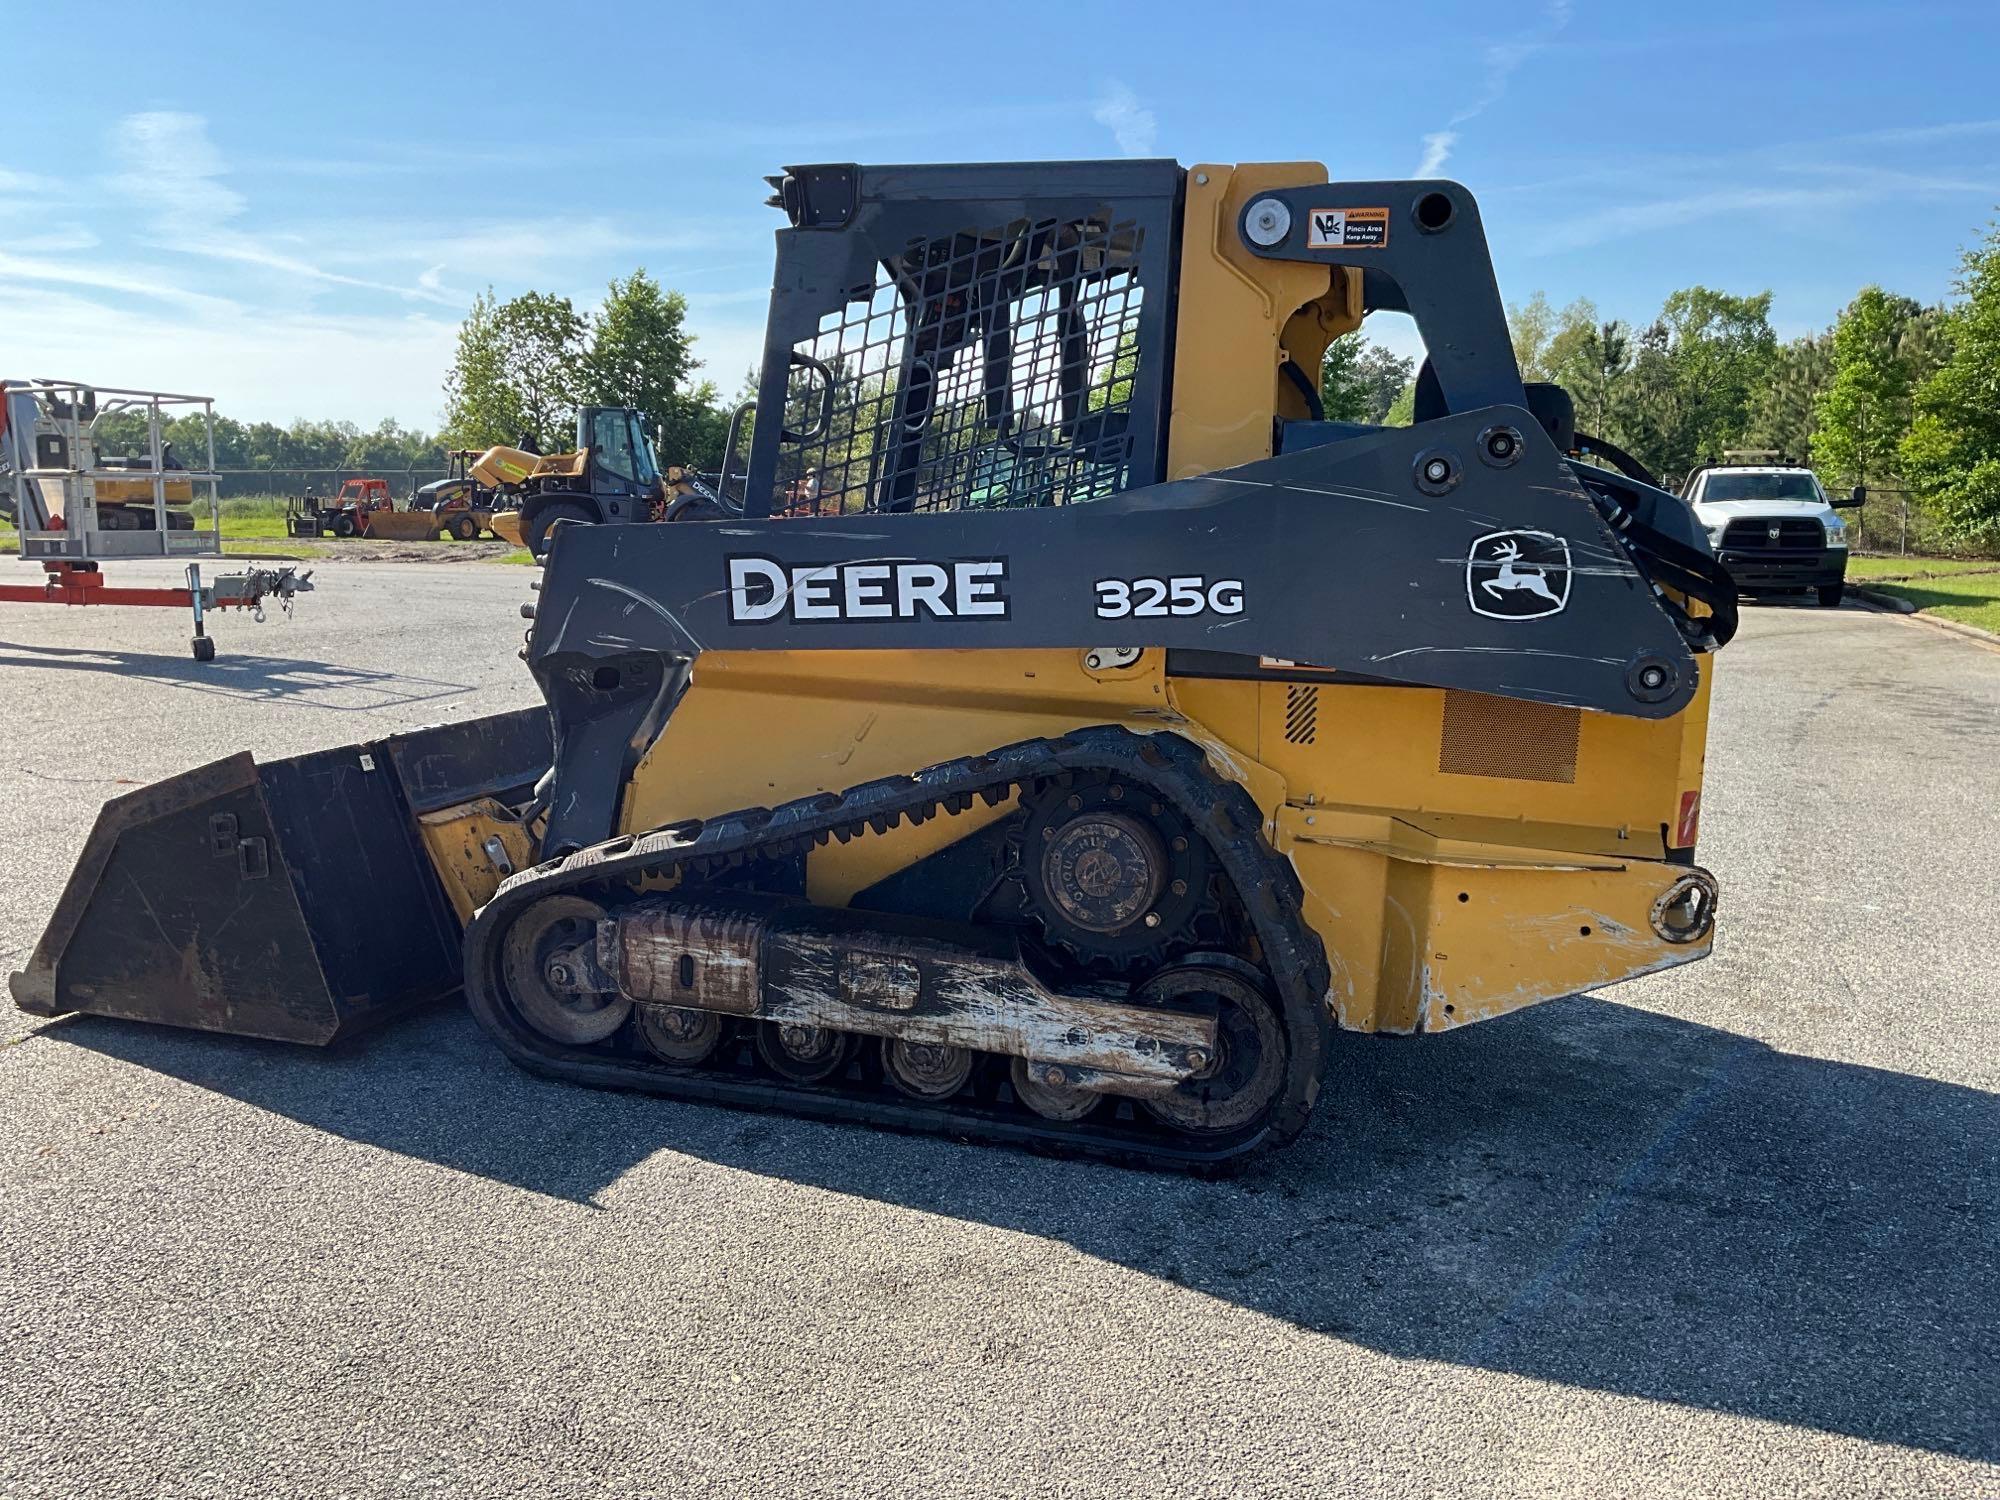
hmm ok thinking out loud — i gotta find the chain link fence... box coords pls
[1846,485,2000,562]
[200,468,453,510]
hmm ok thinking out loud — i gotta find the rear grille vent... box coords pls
[1438,691,1580,784]
[1283,685,1319,745]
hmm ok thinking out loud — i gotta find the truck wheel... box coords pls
[1817,583,1845,608]
[524,500,597,561]
[331,513,357,539]
[451,514,478,542]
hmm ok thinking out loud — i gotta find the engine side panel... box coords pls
[612,649,1713,1035]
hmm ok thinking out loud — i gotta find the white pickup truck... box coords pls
[1681,462,1866,608]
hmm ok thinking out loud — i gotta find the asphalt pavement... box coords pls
[1,565,1995,1498]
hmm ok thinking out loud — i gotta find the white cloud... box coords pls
[1093,83,1157,158]
[1527,187,1853,254]
[1518,138,2000,255]
[109,110,245,226]
[1416,132,1459,178]
[104,111,449,302]
[1414,1,1574,175]
[0,284,459,428]
[2,225,101,254]
[331,218,730,279]
[0,249,240,316]
[1838,117,2000,148]
[0,111,779,426]
[0,167,60,194]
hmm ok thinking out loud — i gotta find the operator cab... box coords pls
[585,405,660,498]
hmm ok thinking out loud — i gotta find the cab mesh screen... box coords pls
[770,217,1147,517]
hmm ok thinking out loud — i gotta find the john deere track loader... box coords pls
[11,161,1734,1169]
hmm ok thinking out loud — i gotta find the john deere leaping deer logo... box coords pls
[1466,530,1572,621]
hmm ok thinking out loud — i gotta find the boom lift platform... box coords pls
[13,162,1735,1170]
[0,379,312,659]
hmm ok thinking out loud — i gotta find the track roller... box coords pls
[757,1022,850,1083]
[1009,1056,1101,1121]
[882,1039,974,1100]
[636,1005,726,1065]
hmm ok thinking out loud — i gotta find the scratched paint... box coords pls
[609,895,1215,1091]
[1418,944,1704,1032]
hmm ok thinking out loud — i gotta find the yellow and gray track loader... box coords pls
[12,160,1735,1169]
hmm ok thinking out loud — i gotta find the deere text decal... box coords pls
[727,556,1009,623]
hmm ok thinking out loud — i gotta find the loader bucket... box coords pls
[10,708,550,1045]
[361,510,445,541]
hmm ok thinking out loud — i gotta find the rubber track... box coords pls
[461,726,1333,1171]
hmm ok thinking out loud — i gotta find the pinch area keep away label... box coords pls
[1306,207,1389,249]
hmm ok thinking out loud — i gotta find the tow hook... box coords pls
[1652,871,1719,944]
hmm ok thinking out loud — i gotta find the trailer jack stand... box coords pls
[188,564,215,662]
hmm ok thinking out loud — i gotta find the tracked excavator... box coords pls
[11,161,1735,1169]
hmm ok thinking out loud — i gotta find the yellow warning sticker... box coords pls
[1306,206,1389,250]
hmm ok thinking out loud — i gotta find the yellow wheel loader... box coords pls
[11,160,1735,1169]
[469,406,692,558]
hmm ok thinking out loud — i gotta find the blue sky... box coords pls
[5,0,1997,428]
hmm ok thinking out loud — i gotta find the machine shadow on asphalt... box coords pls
[45,991,1996,1465]
[0,640,475,712]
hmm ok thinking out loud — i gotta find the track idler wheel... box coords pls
[636,1005,726,1065]
[882,1039,974,1101]
[1139,959,1287,1135]
[756,1022,850,1083]
[502,896,632,1045]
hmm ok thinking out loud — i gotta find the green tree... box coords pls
[1508,291,1556,380]
[342,418,447,478]
[441,288,587,451]
[1603,287,1776,481]
[443,272,735,467]
[1901,220,2000,541]
[1550,318,1630,437]
[1744,332,1832,463]
[440,291,517,449]
[495,292,588,449]
[1507,292,1596,382]
[586,271,696,411]
[1814,287,1923,491]
[584,270,727,466]
[1354,342,1415,424]
[1896,305,1953,393]
[1319,334,1414,423]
